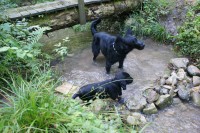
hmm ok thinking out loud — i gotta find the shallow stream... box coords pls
[40,27,200,133]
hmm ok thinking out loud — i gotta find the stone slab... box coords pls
[55,82,79,95]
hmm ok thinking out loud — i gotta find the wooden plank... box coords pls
[28,6,42,15]
[30,3,48,13]
[85,0,110,5]
[47,2,66,11]
[16,7,31,17]
[3,0,113,19]
[6,8,22,19]
[25,6,38,15]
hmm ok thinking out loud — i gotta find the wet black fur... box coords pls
[72,72,133,103]
[91,18,145,73]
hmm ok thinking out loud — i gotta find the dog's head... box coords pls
[114,71,133,90]
[124,29,145,50]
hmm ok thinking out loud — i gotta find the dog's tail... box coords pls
[72,93,79,99]
[91,18,101,36]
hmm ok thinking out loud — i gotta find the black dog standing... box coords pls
[91,18,145,73]
[72,72,133,103]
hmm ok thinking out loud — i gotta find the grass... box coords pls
[73,22,92,32]
[124,0,174,42]
[0,66,139,132]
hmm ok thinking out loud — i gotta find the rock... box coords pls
[187,65,200,76]
[177,68,186,81]
[143,89,160,103]
[163,74,170,79]
[169,88,176,97]
[126,96,147,112]
[126,113,147,126]
[185,76,192,83]
[174,89,178,93]
[165,71,178,86]
[170,58,189,69]
[143,103,158,114]
[160,88,169,95]
[177,83,190,101]
[191,92,200,107]
[173,98,182,104]
[127,115,138,126]
[55,82,79,95]
[154,86,161,93]
[191,86,200,93]
[155,94,172,109]
[160,78,166,86]
[163,85,173,90]
[193,76,200,87]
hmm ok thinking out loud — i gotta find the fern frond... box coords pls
[28,26,51,46]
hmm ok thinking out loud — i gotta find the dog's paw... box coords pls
[118,98,125,104]
[92,61,98,66]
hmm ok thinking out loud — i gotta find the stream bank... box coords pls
[40,26,200,132]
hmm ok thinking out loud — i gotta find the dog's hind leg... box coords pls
[92,39,100,61]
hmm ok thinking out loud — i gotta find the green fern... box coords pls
[28,26,51,45]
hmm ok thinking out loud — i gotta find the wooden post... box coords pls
[78,0,86,24]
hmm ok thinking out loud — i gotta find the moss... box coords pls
[28,14,52,26]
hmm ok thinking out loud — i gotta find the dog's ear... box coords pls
[125,28,133,36]
[115,72,127,90]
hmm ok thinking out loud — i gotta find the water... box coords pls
[41,27,200,133]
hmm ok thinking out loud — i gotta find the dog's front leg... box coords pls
[106,61,111,74]
[118,59,125,69]
[118,96,125,104]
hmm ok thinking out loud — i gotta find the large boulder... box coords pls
[155,94,173,109]
[143,103,158,114]
[170,58,189,69]
[187,65,200,76]
[126,96,147,112]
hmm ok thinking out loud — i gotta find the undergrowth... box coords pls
[0,15,140,132]
[124,0,199,67]
[73,22,91,32]
[124,0,174,42]
[175,2,200,67]
[0,67,136,132]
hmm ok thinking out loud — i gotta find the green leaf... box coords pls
[0,120,5,132]
[27,53,33,58]
[0,47,10,53]
[10,47,18,50]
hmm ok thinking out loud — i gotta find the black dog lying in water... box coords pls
[72,71,133,103]
[91,18,145,73]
